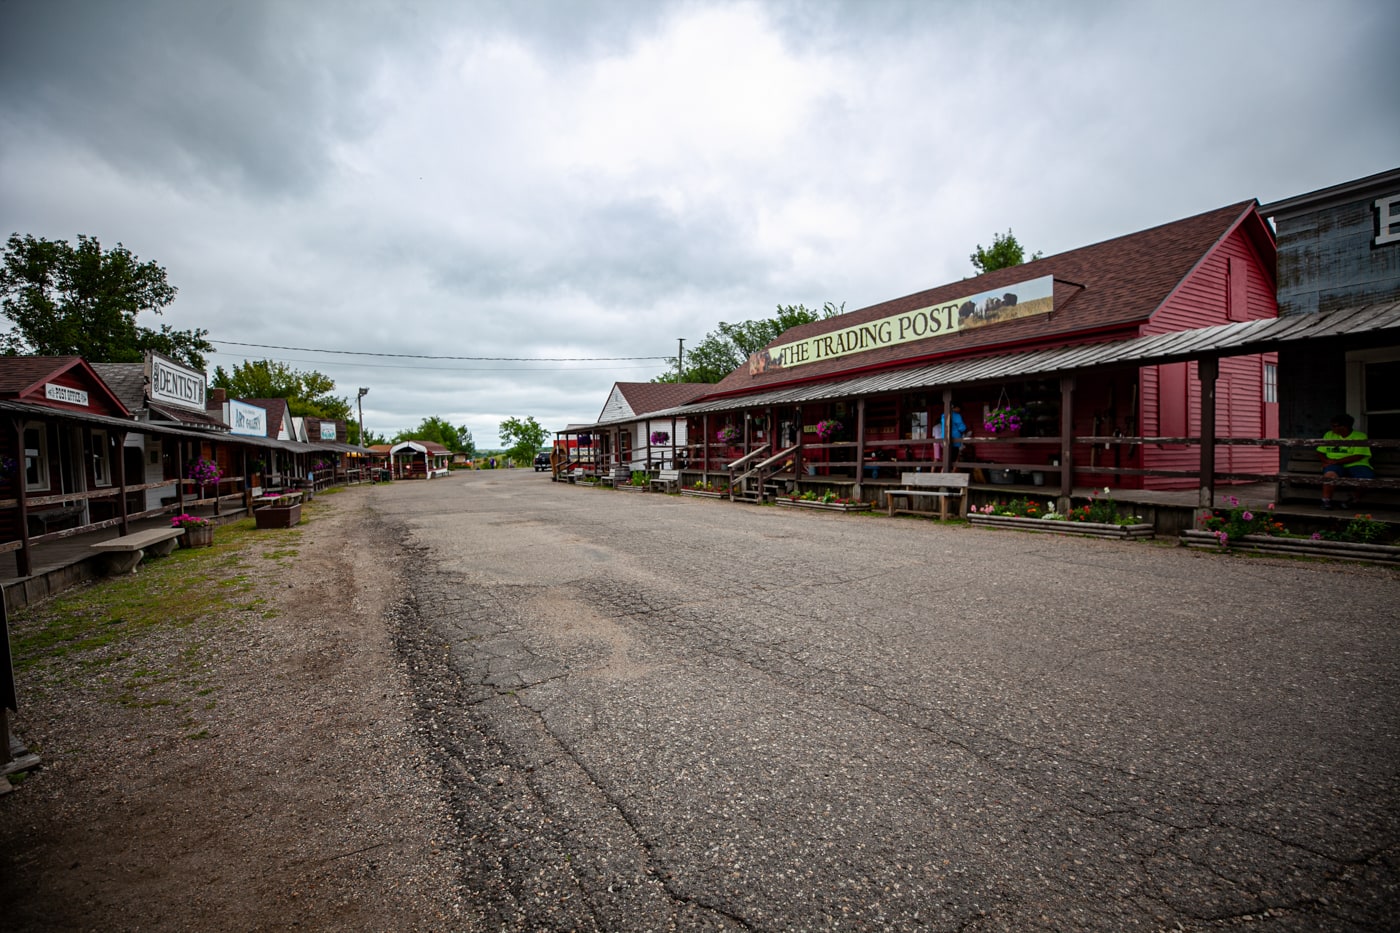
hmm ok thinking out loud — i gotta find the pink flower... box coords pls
[1241,511,1253,522]
[1311,532,1322,541]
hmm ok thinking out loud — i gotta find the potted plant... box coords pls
[815,420,842,442]
[716,425,741,445]
[650,431,670,445]
[171,512,215,548]
[968,488,1154,539]
[253,493,302,529]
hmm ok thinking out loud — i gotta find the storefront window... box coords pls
[24,422,49,492]
[908,410,928,440]
[92,429,111,486]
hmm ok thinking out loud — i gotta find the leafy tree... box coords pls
[391,416,475,456]
[969,229,1042,276]
[358,428,389,446]
[656,302,844,383]
[0,232,214,368]
[212,360,352,421]
[498,415,548,466]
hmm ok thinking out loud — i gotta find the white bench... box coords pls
[650,468,681,493]
[89,526,185,574]
[886,472,969,520]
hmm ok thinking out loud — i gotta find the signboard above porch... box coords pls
[749,275,1055,376]
[146,351,207,412]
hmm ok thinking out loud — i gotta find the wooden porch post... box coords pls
[702,414,710,480]
[1197,357,1219,511]
[12,418,31,578]
[940,389,955,472]
[793,406,804,478]
[176,442,186,511]
[853,398,867,500]
[115,430,130,535]
[1058,375,1075,513]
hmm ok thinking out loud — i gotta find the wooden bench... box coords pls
[89,526,185,574]
[1277,447,1400,508]
[886,472,970,520]
[650,468,682,493]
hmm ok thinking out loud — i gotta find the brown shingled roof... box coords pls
[614,382,711,416]
[706,201,1267,396]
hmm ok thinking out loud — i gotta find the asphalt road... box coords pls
[372,470,1399,931]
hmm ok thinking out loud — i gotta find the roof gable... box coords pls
[707,201,1265,397]
[240,398,294,439]
[597,382,711,422]
[0,355,132,417]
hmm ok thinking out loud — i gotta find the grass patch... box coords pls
[7,514,285,732]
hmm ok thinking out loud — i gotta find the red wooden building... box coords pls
[580,200,1281,502]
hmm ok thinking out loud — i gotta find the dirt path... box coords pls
[1,489,475,932]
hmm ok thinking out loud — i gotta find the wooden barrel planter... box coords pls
[179,524,215,548]
[969,514,1155,539]
[1179,529,1400,564]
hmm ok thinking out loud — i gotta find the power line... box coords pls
[205,349,658,373]
[211,338,670,362]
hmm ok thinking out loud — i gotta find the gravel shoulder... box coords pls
[1,488,473,932]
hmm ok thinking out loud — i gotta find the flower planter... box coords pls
[615,483,648,492]
[1179,529,1400,564]
[179,524,215,548]
[680,488,727,499]
[254,503,302,529]
[969,513,1155,539]
[776,498,872,512]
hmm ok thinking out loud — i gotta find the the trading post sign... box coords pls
[749,275,1054,375]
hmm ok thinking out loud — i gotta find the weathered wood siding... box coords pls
[1275,182,1400,317]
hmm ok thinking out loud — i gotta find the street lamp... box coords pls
[357,387,369,446]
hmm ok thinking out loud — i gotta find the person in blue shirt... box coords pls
[934,405,968,467]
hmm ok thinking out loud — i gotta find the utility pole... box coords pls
[357,387,369,445]
[677,338,685,382]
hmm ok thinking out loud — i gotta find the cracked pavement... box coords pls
[376,470,1399,931]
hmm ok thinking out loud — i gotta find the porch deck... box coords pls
[1,506,243,612]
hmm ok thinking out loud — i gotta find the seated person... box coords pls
[1319,412,1374,509]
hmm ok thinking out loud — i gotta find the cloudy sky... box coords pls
[2,0,1395,448]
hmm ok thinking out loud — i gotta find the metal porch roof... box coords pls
[566,300,1400,428]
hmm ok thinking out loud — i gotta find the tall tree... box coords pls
[392,416,476,457]
[212,360,352,421]
[969,229,1042,276]
[656,302,844,383]
[0,233,213,368]
[498,415,548,466]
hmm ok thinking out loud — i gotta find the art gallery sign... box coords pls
[146,352,207,412]
[749,275,1055,375]
[228,399,267,437]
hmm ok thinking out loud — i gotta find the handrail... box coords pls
[729,444,799,500]
[724,444,771,471]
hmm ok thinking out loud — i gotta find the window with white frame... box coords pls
[1263,362,1278,404]
[92,429,111,486]
[23,422,49,492]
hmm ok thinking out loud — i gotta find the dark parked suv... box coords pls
[533,451,552,472]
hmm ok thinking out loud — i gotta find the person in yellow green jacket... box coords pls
[1319,412,1373,509]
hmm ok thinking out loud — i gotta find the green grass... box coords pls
[8,511,303,740]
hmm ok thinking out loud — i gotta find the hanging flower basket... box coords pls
[716,425,741,444]
[983,407,1023,435]
[650,431,670,445]
[188,457,222,488]
[815,420,842,442]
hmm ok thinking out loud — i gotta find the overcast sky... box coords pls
[2,1,1395,448]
